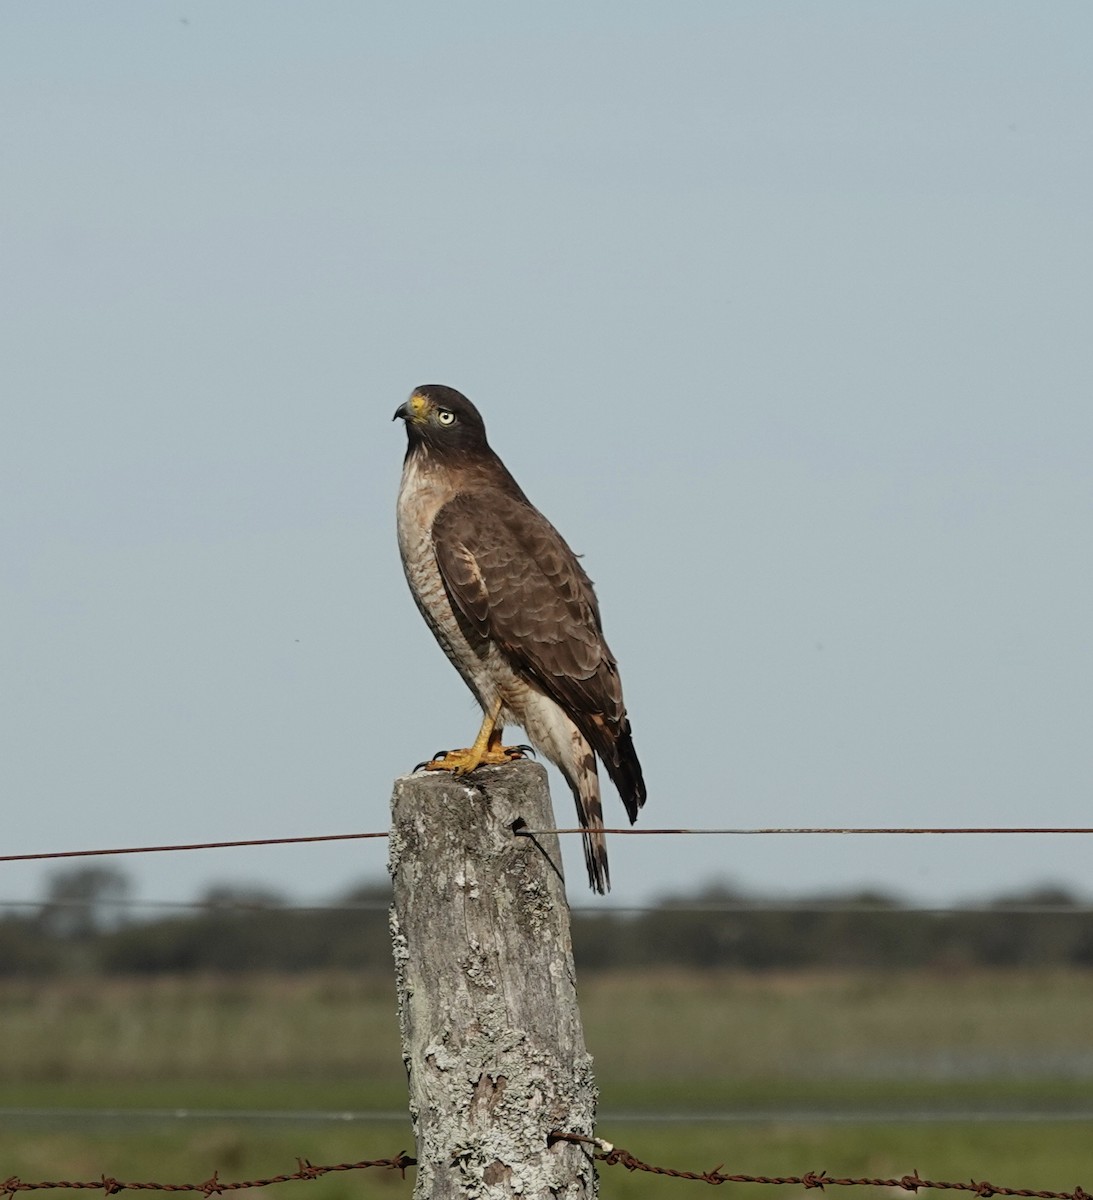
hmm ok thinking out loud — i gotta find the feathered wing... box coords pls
[432,489,646,888]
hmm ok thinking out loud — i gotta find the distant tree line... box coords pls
[2,867,1092,976]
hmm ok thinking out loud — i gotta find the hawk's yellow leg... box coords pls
[422,697,530,776]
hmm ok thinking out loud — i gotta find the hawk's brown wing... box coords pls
[431,488,644,821]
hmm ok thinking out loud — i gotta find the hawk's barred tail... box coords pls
[573,748,610,894]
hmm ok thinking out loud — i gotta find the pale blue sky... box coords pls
[2,3,1091,908]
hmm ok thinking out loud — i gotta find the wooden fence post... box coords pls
[388,759,598,1199]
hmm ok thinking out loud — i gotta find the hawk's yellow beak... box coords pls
[393,393,431,424]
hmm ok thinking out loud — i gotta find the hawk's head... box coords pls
[394,385,489,454]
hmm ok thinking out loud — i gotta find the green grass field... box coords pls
[2,969,1092,1198]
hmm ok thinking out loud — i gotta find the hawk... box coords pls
[394,384,646,893]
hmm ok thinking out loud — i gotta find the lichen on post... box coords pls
[388,759,598,1199]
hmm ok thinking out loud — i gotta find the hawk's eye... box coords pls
[436,409,456,426]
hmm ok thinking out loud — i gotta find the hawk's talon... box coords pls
[417,742,530,777]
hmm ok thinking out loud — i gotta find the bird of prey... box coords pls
[394,384,645,893]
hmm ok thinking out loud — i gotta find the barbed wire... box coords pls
[6,1143,1091,1200]
[0,1156,415,1196]
[6,824,1093,866]
[552,1133,1091,1198]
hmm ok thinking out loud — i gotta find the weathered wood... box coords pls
[388,760,598,1199]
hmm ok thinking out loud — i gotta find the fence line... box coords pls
[5,796,1093,1195]
[6,824,1093,866]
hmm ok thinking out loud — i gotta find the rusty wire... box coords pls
[0,1156,416,1196]
[552,1133,1090,1198]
